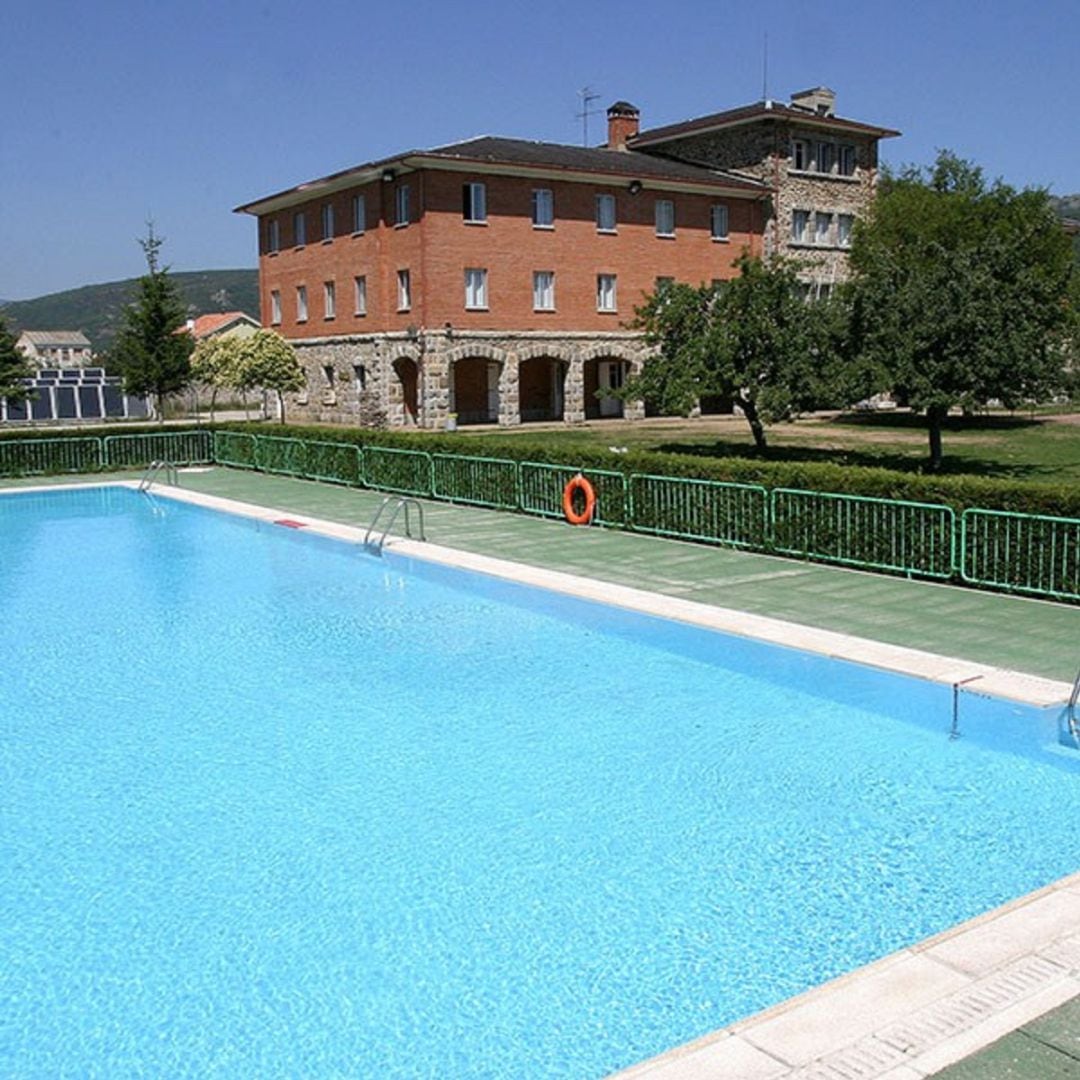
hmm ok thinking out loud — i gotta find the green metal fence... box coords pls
[0,438,103,476]
[431,454,519,509]
[771,489,956,579]
[961,508,1080,600]
[103,431,213,468]
[519,462,629,526]
[8,427,1080,603]
[362,446,433,497]
[213,431,259,469]
[630,474,768,549]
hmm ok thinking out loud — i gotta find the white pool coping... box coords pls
[9,479,1080,1077]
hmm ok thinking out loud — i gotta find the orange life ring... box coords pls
[562,474,596,526]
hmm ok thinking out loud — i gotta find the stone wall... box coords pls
[281,329,650,429]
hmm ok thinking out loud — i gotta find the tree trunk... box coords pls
[739,395,768,451]
[209,387,218,424]
[927,405,947,471]
[277,389,286,424]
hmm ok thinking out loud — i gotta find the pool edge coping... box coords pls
[9,479,1080,1078]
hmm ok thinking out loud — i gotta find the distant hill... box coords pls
[0,269,259,353]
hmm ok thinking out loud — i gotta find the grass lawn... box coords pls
[450,409,1080,483]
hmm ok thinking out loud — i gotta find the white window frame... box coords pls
[533,270,555,311]
[838,214,855,248]
[791,209,810,244]
[293,211,306,247]
[296,285,308,322]
[710,204,729,241]
[814,211,834,246]
[270,289,281,325]
[323,280,336,320]
[792,138,809,171]
[267,219,280,254]
[463,182,487,223]
[395,185,410,227]
[352,193,366,234]
[817,142,835,176]
[839,144,857,177]
[532,188,554,228]
[464,268,488,310]
[597,274,617,312]
[655,199,675,237]
[321,203,334,241]
[353,275,367,316]
[397,269,411,311]
[596,193,616,233]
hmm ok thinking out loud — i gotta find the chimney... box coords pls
[789,86,836,117]
[606,101,640,150]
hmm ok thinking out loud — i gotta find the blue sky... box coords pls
[3,0,1077,300]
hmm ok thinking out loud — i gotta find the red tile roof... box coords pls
[183,312,258,338]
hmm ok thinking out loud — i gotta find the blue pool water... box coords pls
[2,486,1078,1078]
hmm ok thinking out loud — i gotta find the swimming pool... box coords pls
[2,485,1078,1077]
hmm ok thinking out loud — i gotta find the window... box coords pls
[322,364,335,387]
[270,289,281,324]
[596,193,616,232]
[655,199,675,237]
[815,211,834,246]
[839,144,856,177]
[532,188,553,228]
[710,204,729,241]
[838,214,855,248]
[354,364,367,392]
[464,268,488,309]
[352,193,366,233]
[597,274,617,312]
[296,285,308,322]
[397,269,411,311]
[817,142,835,175]
[792,138,809,171]
[395,185,410,227]
[353,275,367,316]
[323,280,336,319]
[321,203,334,241]
[462,182,487,223]
[533,271,555,311]
[267,219,280,253]
[293,211,306,247]
[794,137,857,178]
[791,210,810,244]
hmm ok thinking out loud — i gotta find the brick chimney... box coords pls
[606,101,640,150]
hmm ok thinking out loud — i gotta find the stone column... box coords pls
[564,355,585,424]
[498,355,520,427]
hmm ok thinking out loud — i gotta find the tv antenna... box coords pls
[576,86,602,146]
[762,31,770,102]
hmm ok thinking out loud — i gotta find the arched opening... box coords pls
[452,357,500,425]
[518,357,567,422]
[392,357,419,424]
[583,358,630,420]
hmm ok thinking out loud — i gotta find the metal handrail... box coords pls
[363,496,427,554]
[1067,670,1080,741]
[138,459,179,492]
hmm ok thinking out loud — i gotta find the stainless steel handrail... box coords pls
[363,496,427,554]
[138,460,179,492]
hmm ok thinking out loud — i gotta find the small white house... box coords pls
[16,330,93,367]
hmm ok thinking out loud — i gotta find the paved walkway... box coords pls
[7,466,1080,1077]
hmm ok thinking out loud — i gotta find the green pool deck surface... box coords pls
[6,465,1080,1077]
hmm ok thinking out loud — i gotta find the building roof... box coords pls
[235,135,768,216]
[1062,217,1080,236]
[17,330,92,347]
[183,311,259,339]
[629,99,901,148]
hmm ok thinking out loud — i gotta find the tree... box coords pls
[111,224,193,420]
[624,253,831,449]
[847,151,1077,469]
[0,315,34,402]
[234,330,305,423]
[189,335,244,422]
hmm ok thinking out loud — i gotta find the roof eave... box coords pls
[630,110,901,148]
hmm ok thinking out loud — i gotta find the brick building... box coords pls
[236,89,897,428]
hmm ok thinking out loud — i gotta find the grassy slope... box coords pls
[0,269,258,353]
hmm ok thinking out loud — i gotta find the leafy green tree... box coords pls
[234,330,305,423]
[111,224,193,419]
[624,254,831,449]
[0,315,34,402]
[847,152,1077,469]
[189,335,244,421]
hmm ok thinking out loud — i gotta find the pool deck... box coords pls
[6,467,1080,1078]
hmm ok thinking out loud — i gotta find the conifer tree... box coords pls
[0,315,34,402]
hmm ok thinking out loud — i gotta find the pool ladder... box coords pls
[1068,669,1080,742]
[138,460,179,492]
[364,496,426,554]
